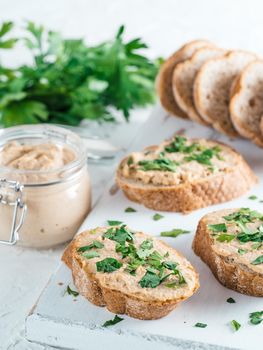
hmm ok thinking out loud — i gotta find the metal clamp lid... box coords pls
[0,179,27,245]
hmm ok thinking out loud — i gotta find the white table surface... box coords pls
[1,0,263,349]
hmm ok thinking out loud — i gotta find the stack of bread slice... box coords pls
[157,40,263,147]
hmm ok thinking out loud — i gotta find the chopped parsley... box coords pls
[252,242,262,250]
[107,220,123,226]
[231,320,241,331]
[208,223,227,233]
[127,156,133,165]
[95,227,186,289]
[138,158,178,172]
[251,255,263,265]
[184,146,222,166]
[248,195,258,200]
[103,225,134,245]
[77,240,104,252]
[66,285,79,297]
[139,271,162,288]
[226,297,236,304]
[209,209,263,254]
[223,208,263,224]
[102,315,124,327]
[237,224,263,243]
[82,251,100,259]
[238,248,247,255]
[160,228,190,238]
[249,311,263,325]
[194,323,207,328]
[164,136,223,169]
[125,207,136,213]
[96,258,123,273]
[216,234,235,243]
[153,213,164,221]
[164,136,193,153]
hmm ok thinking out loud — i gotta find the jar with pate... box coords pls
[0,124,91,248]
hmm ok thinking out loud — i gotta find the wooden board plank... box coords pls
[26,105,263,350]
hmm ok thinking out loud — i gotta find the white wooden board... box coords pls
[26,106,263,350]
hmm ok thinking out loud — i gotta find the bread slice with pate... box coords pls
[157,39,214,118]
[230,60,263,147]
[193,208,263,296]
[193,51,257,137]
[62,225,199,320]
[172,47,226,125]
[116,135,257,213]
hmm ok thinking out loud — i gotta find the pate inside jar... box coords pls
[0,124,91,248]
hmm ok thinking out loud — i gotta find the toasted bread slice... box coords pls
[62,226,199,320]
[172,47,226,125]
[157,40,214,118]
[230,60,263,147]
[194,51,257,137]
[116,136,257,213]
[193,208,263,296]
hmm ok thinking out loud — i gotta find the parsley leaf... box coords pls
[231,320,241,331]
[160,228,190,238]
[138,158,177,172]
[82,251,100,259]
[249,311,263,325]
[125,207,136,213]
[103,225,134,245]
[238,248,247,255]
[208,223,227,232]
[216,234,235,243]
[153,213,164,221]
[107,220,123,226]
[227,297,236,304]
[102,315,124,327]
[194,323,207,328]
[139,271,161,288]
[66,285,79,297]
[248,195,258,200]
[96,257,122,273]
[251,255,263,265]
[77,240,104,252]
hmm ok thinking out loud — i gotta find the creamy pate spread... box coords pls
[121,136,236,186]
[0,141,75,171]
[75,226,198,300]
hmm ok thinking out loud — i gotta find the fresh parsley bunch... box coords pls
[0,21,161,127]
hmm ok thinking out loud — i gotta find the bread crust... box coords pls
[116,148,257,213]
[192,212,263,296]
[230,60,263,147]
[157,40,213,119]
[62,230,199,320]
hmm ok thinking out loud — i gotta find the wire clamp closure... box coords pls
[0,179,27,245]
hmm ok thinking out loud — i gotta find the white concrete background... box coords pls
[1,0,263,349]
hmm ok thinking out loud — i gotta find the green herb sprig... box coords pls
[102,315,124,327]
[66,285,79,297]
[0,22,161,126]
[160,228,190,238]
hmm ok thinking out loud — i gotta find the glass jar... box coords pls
[0,124,91,248]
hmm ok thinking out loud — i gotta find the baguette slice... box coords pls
[172,47,226,125]
[62,226,199,320]
[116,136,257,213]
[193,208,263,296]
[157,40,214,118]
[194,51,257,137]
[230,60,263,147]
